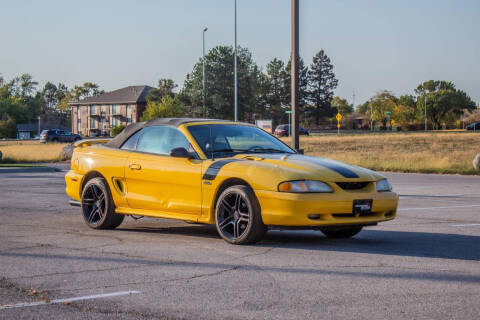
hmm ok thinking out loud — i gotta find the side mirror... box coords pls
[170,147,192,158]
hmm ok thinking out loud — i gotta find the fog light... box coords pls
[308,214,321,220]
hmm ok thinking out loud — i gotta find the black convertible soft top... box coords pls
[105,118,229,149]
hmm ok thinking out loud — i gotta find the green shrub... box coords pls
[111,125,126,137]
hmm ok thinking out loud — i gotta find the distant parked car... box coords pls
[40,129,82,143]
[274,124,309,137]
[466,123,480,131]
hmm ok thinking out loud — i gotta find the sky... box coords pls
[1,0,479,105]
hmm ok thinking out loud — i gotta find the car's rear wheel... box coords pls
[81,177,124,229]
[320,226,363,238]
[215,185,266,245]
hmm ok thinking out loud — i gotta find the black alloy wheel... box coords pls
[215,185,266,245]
[81,177,124,229]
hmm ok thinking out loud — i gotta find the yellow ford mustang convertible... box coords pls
[65,118,398,244]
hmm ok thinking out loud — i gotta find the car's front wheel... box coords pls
[320,226,363,238]
[215,185,266,245]
[81,177,124,229]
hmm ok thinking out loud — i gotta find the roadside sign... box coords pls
[285,110,292,114]
[336,113,342,121]
[337,123,340,128]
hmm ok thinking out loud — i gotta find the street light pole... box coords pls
[291,0,300,151]
[234,0,238,122]
[424,94,427,131]
[202,27,208,118]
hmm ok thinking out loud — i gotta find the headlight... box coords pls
[376,179,392,192]
[278,180,333,193]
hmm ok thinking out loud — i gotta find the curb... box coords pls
[0,166,61,174]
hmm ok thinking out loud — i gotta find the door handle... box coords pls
[128,163,142,170]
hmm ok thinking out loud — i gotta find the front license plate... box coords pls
[353,199,373,216]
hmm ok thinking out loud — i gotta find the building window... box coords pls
[77,107,81,132]
[90,117,98,129]
[90,105,97,115]
[126,105,132,124]
[111,116,120,127]
[112,104,120,115]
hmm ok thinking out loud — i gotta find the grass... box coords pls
[0,141,69,163]
[1,132,479,174]
[281,132,480,175]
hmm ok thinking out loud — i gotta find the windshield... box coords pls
[188,124,295,158]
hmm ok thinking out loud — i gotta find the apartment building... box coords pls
[70,85,153,136]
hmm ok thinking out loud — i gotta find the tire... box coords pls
[320,226,363,239]
[215,185,266,245]
[74,137,81,142]
[81,177,124,229]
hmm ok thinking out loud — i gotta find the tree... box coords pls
[285,57,309,120]
[58,91,73,113]
[393,95,416,128]
[415,80,476,129]
[331,96,353,115]
[71,82,103,101]
[141,95,185,121]
[182,45,259,121]
[308,50,338,125]
[0,116,16,138]
[55,83,68,105]
[264,58,289,124]
[366,91,397,127]
[19,74,38,97]
[147,79,178,102]
[42,82,58,110]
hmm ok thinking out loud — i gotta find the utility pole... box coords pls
[38,116,41,136]
[370,104,373,131]
[352,90,355,110]
[234,0,238,122]
[202,27,208,118]
[291,0,300,151]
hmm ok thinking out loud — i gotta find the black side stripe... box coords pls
[203,159,242,180]
[311,159,359,178]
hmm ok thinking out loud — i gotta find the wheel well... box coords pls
[213,178,252,210]
[81,171,105,192]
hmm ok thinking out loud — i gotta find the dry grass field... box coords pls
[1,132,479,174]
[0,140,69,163]
[282,132,480,174]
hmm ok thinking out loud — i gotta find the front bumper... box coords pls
[255,189,398,227]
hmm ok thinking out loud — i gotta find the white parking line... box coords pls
[451,223,480,227]
[0,290,140,310]
[398,205,480,211]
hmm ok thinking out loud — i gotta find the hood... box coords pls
[234,153,382,182]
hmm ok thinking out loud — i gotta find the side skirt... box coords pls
[115,207,201,223]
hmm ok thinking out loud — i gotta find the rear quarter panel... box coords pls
[67,145,131,207]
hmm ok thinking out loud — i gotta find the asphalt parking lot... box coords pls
[1,169,479,319]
